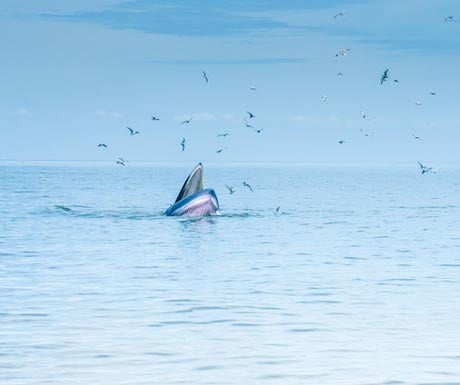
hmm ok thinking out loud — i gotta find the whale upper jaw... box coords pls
[174,162,204,203]
[164,188,219,217]
[164,163,220,217]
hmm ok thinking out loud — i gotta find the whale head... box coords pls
[164,163,219,217]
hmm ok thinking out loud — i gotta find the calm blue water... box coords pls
[1,162,460,385]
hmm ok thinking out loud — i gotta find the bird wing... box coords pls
[380,71,388,84]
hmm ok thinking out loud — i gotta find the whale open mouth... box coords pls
[164,163,219,217]
[174,162,204,203]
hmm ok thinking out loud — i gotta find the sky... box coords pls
[1,0,459,164]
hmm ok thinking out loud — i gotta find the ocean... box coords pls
[1,162,460,385]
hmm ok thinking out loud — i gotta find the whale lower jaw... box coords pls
[164,188,219,217]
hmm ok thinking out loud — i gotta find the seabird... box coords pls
[250,87,257,91]
[337,71,344,76]
[412,134,423,140]
[98,143,108,148]
[415,101,422,106]
[335,48,351,57]
[127,126,139,135]
[243,181,253,192]
[333,12,346,18]
[381,69,389,85]
[338,140,346,144]
[202,70,209,83]
[359,128,373,137]
[116,158,125,166]
[430,91,436,96]
[321,95,328,102]
[225,185,235,194]
[360,111,367,119]
[275,206,280,213]
[244,120,254,128]
[180,138,186,151]
[444,16,454,21]
[393,79,399,83]
[181,117,193,124]
[418,161,436,174]
[254,128,264,134]
[216,148,225,154]
[151,116,160,121]
[217,133,229,137]
[246,111,256,119]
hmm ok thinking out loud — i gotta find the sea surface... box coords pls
[1,162,460,385]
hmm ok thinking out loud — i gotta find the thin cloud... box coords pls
[96,109,122,118]
[39,0,371,37]
[328,116,353,126]
[290,115,318,123]
[148,58,308,65]
[175,112,216,122]
[0,108,30,116]
[290,115,354,125]
[16,108,29,115]
[221,113,237,121]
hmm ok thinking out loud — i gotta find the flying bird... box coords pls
[217,133,229,137]
[393,79,399,83]
[380,69,389,85]
[202,70,208,83]
[412,134,423,140]
[244,120,254,128]
[415,101,422,106]
[333,12,346,18]
[243,181,253,192]
[360,111,367,119]
[335,48,351,57]
[250,87,257,91]
[116,158,126,166]
[254,128,264,134]
[429,91,436,96]
[444,16,454,21]
[418,161,436,174]
[225,185,235,194]
[246,111,256,119]
[127,126,139,135]
[359,128,373,137]
[275,206,280,214]
[180,138,186,151]
[98,143,108,148]
[216,148,225,154]
[151,116,160,121]
[181,117,193,124]
[338,140,346,144]
[321,95,328,102]
[337,71,344,76]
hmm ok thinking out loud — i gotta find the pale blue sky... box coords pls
[1,0,459,163]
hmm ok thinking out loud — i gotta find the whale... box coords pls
[163,163,219,216]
